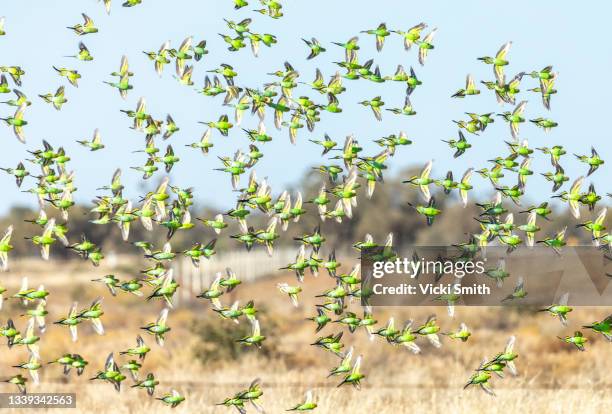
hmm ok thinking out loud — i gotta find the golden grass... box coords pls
[1,259,612,413]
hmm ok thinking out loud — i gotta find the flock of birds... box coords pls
[0,0,611,410]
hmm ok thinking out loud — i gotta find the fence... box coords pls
[170,248,296,306]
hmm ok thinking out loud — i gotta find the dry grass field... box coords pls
[1,257,612,413]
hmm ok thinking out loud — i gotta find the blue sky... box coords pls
[0,0,609,214]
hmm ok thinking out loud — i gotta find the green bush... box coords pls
[190,307,280,365]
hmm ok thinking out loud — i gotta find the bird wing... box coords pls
[251,319,261,337]
[179,36,193,54]
[495,41,512,60]
[157,308,169,326]
[558,292,569,306]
